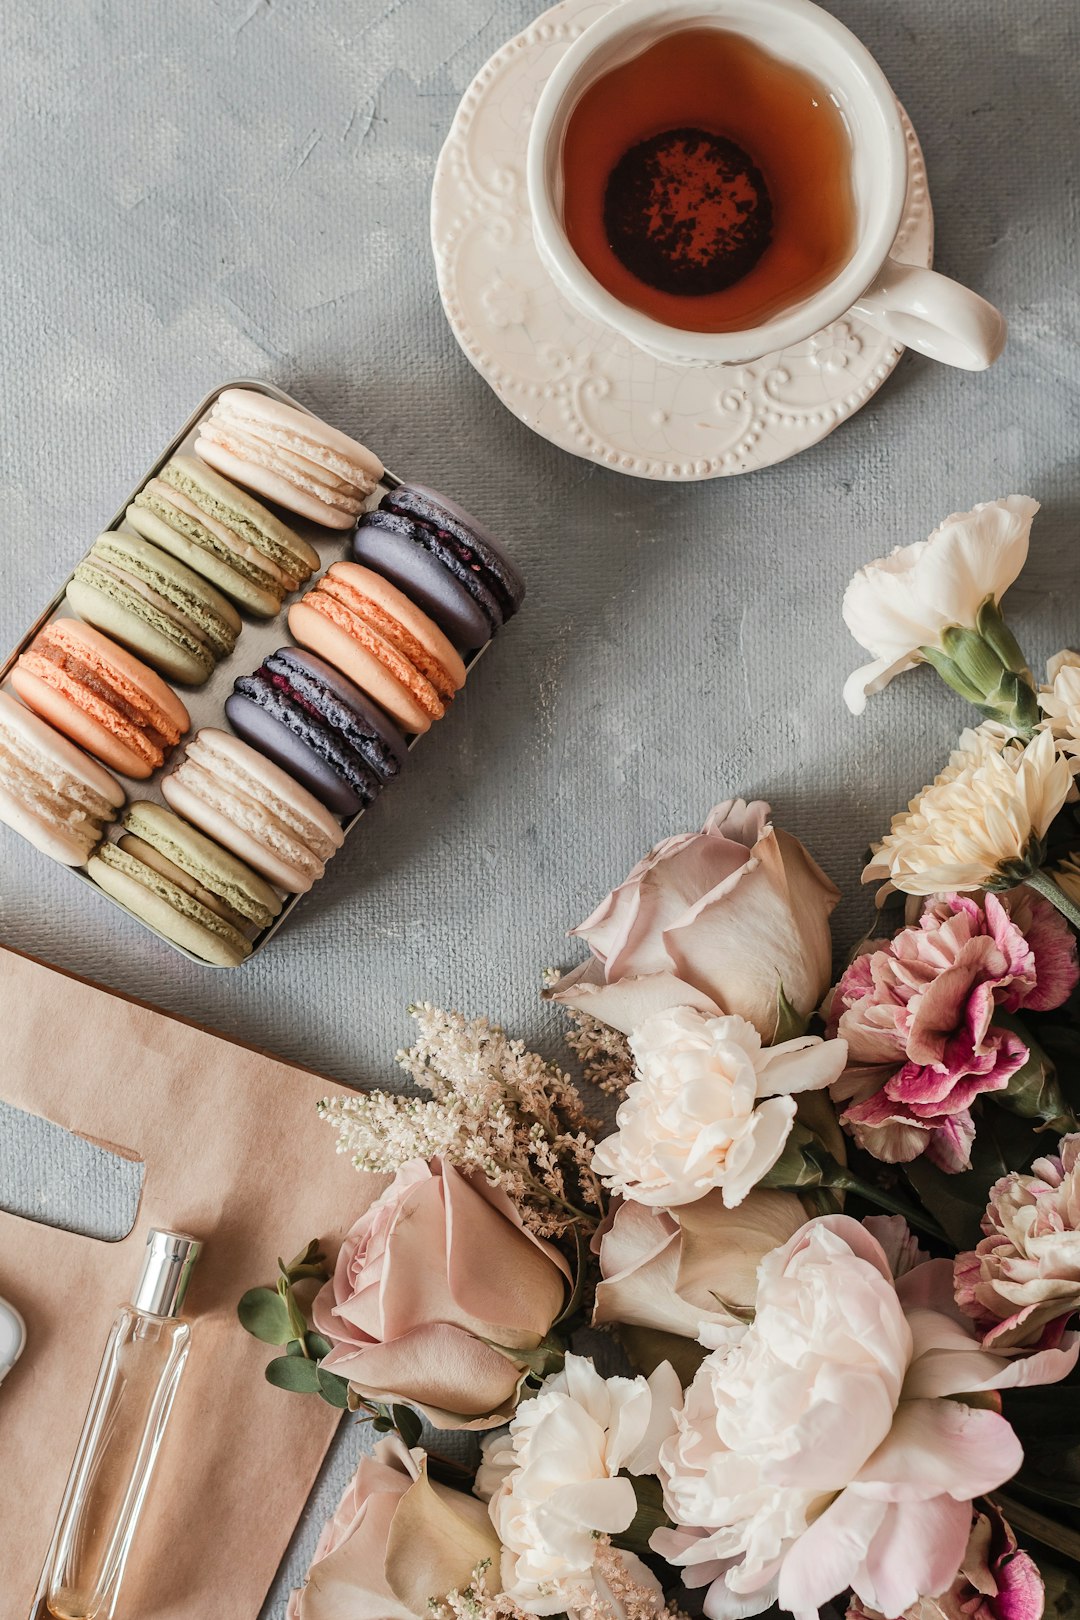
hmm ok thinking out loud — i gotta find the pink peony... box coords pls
[546,799,839,1041]
[652,1215,1076,1620]
[846,1502,1044,1620]
[828,891,1077,1172]
[312,1158,569,1428]
[955,1133,1080,1349]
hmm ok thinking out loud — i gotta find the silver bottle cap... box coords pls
[132,1229,202,1318]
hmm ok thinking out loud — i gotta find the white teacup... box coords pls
[526,0,1007,370]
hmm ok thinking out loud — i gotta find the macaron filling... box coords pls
[198,422,368,517]
[205,396,381,492]
[299,590,445,723]
[19,636,180,766]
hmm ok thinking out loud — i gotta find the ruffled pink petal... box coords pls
[925,1109,977,1173]
[857,1493,973,1618]
[853,1397,1022,1502]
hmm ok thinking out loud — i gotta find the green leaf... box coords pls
[1003,1385,1080,1508]
[772,980,810,1045]
[316,1367,350,1408]
[612,1471,671,1555]
[990,1013,1079,1134]
[265,1354,321,1394]
[237,1286,293,1345]
[392,1403,424,1448]
[305,1331,333,1359]
[280,1280,309,1346]
[614,1323,706,1388]
[479,1333,566,1379]
[904,1106,1042,1252]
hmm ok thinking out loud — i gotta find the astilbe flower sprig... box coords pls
[318,1003,605,1239]
[543,967,637,1097]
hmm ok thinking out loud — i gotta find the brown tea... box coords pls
[560,27,857,333]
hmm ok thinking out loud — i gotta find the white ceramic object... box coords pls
[431,0,938,480]
[526,0,1006,371]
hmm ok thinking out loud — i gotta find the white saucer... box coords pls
[431,0,934,482]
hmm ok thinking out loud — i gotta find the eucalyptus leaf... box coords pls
[285,1338,305,1357]
[392,1403,424,1448]
[237,1286,293,1345]
[265,1354,321,1395]
[316,1367,350,1409]
[306,1331,333,1359]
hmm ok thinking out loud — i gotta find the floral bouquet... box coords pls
[242,496,1080,1620]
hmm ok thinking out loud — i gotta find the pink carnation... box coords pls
[828,891,1078,1173]
[955,1133,1080,1350]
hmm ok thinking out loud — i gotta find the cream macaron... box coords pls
[161,728,344,894]
[288,563,467,735]
[195,390,383,530]
[0,690,124,865]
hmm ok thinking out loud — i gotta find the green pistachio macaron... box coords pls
[67,531,241,685]
[126,455,320,619]
[87,801,282,967]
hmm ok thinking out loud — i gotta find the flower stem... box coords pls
[1026,866,1080,931]
[824,1164,948,1243]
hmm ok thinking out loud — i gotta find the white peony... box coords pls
[476,1354,681,1616]
[652,1216,1076,1620]
[842,495,1038,714]
[591,1008,847,1209]
[862,724,1071,898]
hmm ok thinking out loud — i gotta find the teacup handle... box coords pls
[851,258,1007,371]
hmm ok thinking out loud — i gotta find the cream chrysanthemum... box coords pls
[862,725,1071,898]
[1038,650,1080,786]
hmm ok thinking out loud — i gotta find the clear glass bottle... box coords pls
[34,1229,201,1620]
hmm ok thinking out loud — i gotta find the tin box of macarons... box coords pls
[0,381,525,965]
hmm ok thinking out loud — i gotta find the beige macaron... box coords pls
[195,390,383,530]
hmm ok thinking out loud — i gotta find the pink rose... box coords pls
[846,1503,1044,1620]
[828,891,1077,1172]
[313,1158,570,1429]
[289,1435,500,1620]
[955,1133,1080,1350]
[546,800,840,1040]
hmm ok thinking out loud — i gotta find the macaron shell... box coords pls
[126,501,283,618]
[88,847,252,967]
[225,689,368,817]
[165,453,320,578]
[287,597,434,734]
[271,648,408,771]
[405,484,526,608]
[67,575,214,686]
[352,517,493,651]
[195,437,359,530]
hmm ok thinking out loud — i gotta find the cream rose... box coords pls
[593,1190,808,1340]
[476,1354,681,1616]
[591,1008,847,1208]
[289,1435,499,1620]
[546,799,839,1041]
[313,1158,570,1429]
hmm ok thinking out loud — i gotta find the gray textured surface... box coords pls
[0,0,1078,1610]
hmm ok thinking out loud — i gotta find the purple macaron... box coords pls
[225,648,407,818]
[352,484,525,652]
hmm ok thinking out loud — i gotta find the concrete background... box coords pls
[0,0,1077,1610]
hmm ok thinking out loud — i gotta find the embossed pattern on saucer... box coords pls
[431,0,934,482]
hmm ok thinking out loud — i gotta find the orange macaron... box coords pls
[287,563,466,735]
[11,618,190,779]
